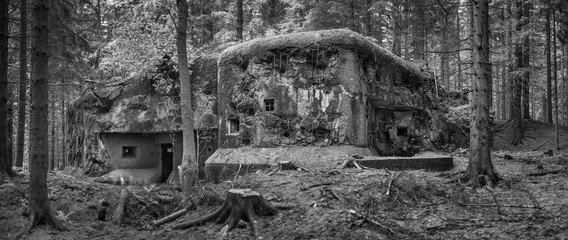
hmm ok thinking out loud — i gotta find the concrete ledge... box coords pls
[205,146,372,183]
[358,156,453,171]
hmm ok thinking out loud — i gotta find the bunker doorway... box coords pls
[161,143,174,182]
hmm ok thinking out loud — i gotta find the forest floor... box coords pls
[2,119,568,240]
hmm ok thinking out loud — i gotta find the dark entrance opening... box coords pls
[161,143,174,182]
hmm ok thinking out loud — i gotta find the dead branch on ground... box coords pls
[267,161,309,176]
[340,159,372,170]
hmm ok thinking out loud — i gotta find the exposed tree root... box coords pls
[27,208,68,232]
[459,171,501,188]
[173,189,291,238]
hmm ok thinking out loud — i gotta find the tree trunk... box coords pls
[456,5,462,90]
[365,0,373,38]
[112,189,128,224]
[510,0,524,146]
[350,0,356,32]
[413,1,426,61]
[0,0,10,181]
[177,0,198,193]
[392,1,401,56]
[27,0,67,231]
[16,0,28,169]
[545,7,552,123]
[553,9,559,149]
[50,96,55,171]
[521,2,530,119]
[236,0,243,40]
[60,77,65,169]
[465,0,499,187]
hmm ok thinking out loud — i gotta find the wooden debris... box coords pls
[320,187,343,202]
[173,189,292,238]
[152,200,196,227]
[532,137,553,151]
[267,161,309,176]
[340,159,364,169]
[112,189,128,224]
[527,169,564,177]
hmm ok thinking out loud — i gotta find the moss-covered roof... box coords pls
[219,29,432,84]
[69,53,220,134]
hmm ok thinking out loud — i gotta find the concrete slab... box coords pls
[205,147,453,183]
[357,156,453,171]
[205,146,372,183]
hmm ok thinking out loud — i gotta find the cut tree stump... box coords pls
[173,189,291,238]
[112,189,128,224]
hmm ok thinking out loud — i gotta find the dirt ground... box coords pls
[2,120,568,240]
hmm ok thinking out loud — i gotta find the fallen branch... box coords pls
[152,200,196,227]
[532,137,553,151]
[455,200,540,209]
[320,187,343,202]
[346,210,394,234]
[527,169,564,177]
[385,171,406,196]
[267,161,309,176]
[518,188,541,209]
[300,182,335,191]
[340,159,371,170]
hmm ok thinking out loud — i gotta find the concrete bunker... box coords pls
[206,29,454,182]
[69,53,220,184]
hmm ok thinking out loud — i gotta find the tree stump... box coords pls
[173,189,291,238]
[112,189,128,224]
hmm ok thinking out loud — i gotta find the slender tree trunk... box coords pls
[510,0,524,146]
[16,0,28,168]
[440,13,449,90]
[60,77,65,169]
[553,9,559,149]
[413,1,426,61]
[466,0,498,187]
[456,5,463,90]
[365,0,373,37]
[350,0,356,32]
[546,7,552,123]
[392,1,401,56]
[27,0,67,231]
[0,0,11,180]
[49,96,55,171]
[236,0,243,40]
[403,0,409,58]
[177,0,198,193]
[521,2,530,119]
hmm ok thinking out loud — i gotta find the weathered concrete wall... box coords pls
[99,132,183,170]
[217,29,437,150]
[218,49,370,148]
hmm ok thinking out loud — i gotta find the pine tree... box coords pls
[465,0,499,187]
[26,0,67,231]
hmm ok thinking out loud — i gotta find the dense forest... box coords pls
[1,0,568,239]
